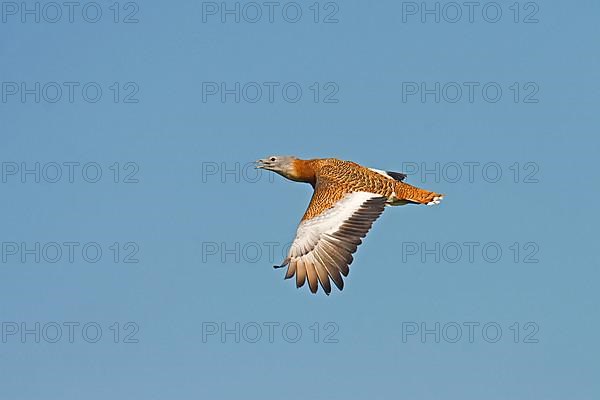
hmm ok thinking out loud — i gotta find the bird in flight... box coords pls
[256,156,443,295]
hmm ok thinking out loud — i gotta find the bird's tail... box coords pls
[395,182,443,205]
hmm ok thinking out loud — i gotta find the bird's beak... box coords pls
[255,159,266,169]
[256,158,278,171]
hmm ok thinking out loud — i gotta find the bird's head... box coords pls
[255,155,298,179]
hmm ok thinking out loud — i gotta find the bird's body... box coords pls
[256,156,443,295]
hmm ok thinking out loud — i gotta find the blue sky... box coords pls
[1,1,599,399]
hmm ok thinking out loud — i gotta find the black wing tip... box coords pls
[274,258,290,269]
[387,171,407,181]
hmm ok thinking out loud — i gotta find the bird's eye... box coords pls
[270,157,276,162]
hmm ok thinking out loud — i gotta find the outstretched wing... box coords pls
[277,188,387,295]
